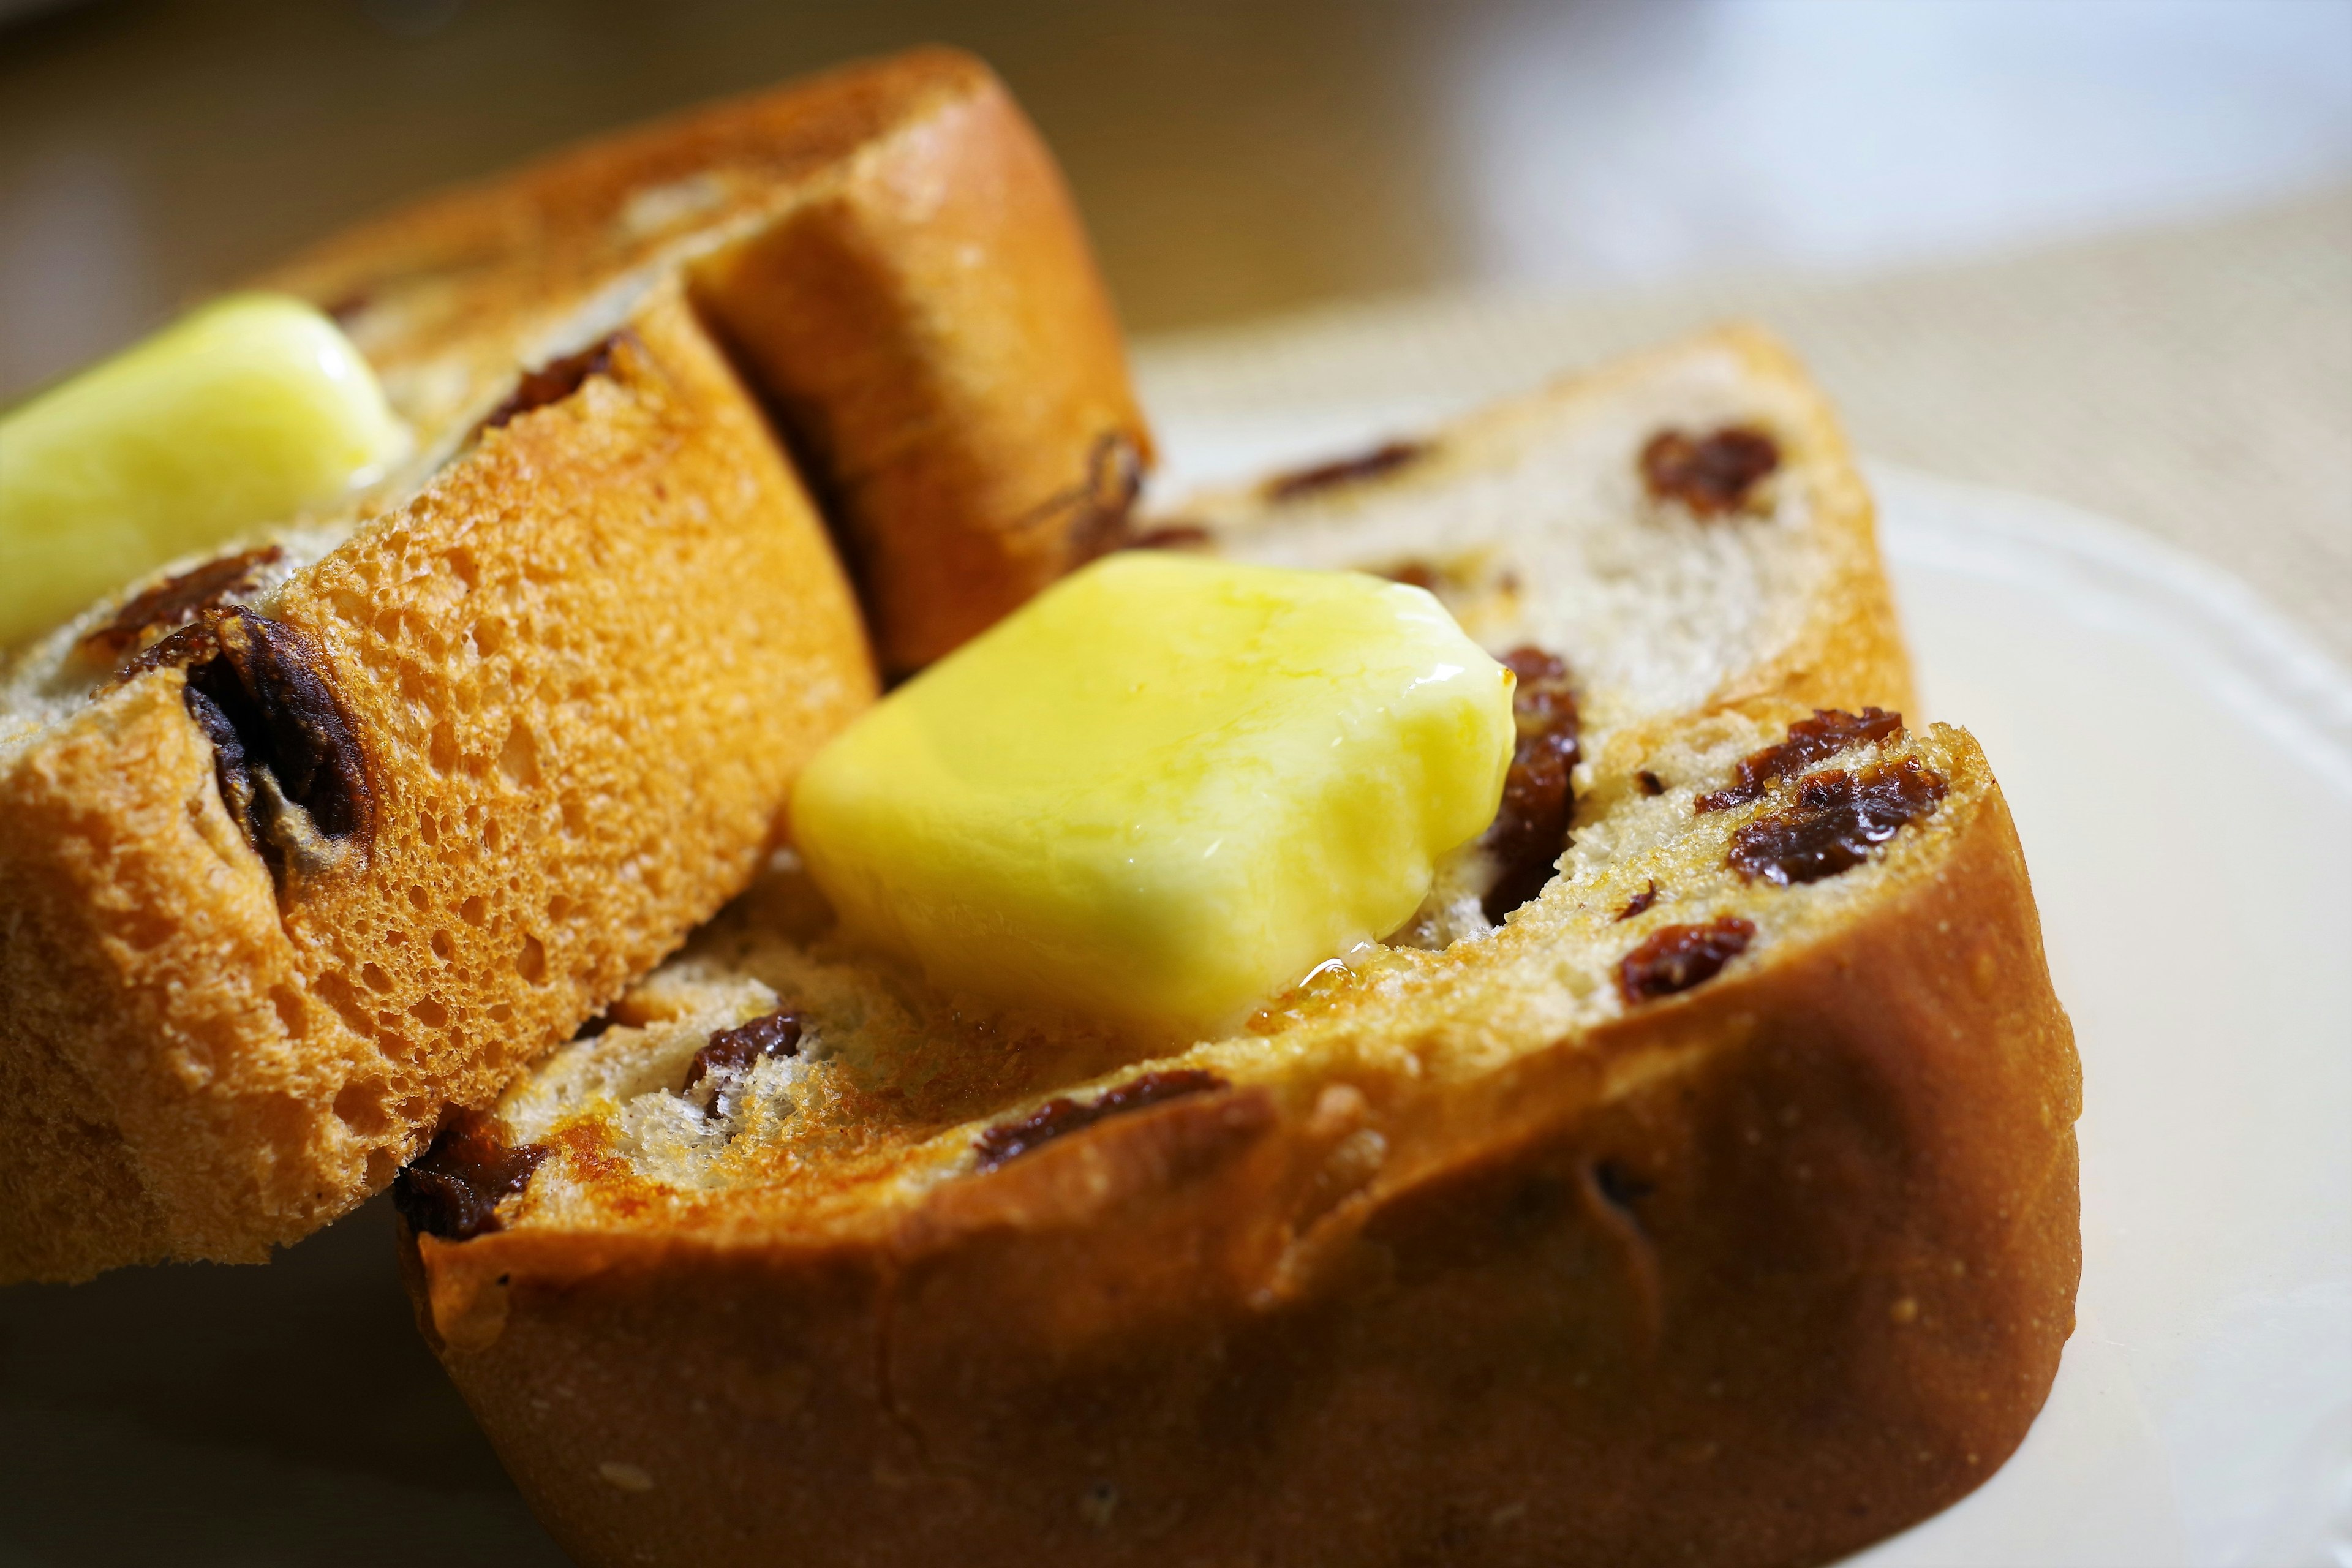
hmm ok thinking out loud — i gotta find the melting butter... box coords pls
[0,293,405,647]
[791,552,1515,1036]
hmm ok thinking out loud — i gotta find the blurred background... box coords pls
[2,0,2348,372]
[0,4,2347,1562]
[1,0,2346,653]
[1,0,2348,379]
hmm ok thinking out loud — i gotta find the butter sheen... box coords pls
[791,552,1515,1036]
[0,293,405,647]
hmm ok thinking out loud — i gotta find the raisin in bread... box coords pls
[0,48,1144,1282]
[394,329,2078,1568]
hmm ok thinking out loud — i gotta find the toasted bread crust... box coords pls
[689,78,1150,675]
[4,49,1146,1278]
[266,47,1150,676]
[407,730,2076,1568]
[388,330,2075,1564]
[0,288,875,1280]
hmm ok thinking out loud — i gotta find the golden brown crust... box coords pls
[688,76,1150,674]
[3,47,1145,1279]
[390,331,2074,1562]
[409,734,2078,1567]
[0,287,875,1280]
[262,48,1000,439]
[266,47,1150,676]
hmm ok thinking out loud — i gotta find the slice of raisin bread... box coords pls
[393,329,2078,1568]
[0,49,1144,1282]
[262,45,1149,677]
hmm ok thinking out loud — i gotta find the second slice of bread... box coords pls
[391,329,2080,1567]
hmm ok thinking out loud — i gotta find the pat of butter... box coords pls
[0,293,406,647]
[791,552,1515,1035]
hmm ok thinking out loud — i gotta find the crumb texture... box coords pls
[0,290,872,1280]
[402,330,2079,1568]
[1,46,1150,1278]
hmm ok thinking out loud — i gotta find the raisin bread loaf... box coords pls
[395,329,2078,1568]
[0,48,1144,1281]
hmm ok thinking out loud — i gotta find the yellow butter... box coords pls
[0,293,405,647]
[791,552,1515,1036]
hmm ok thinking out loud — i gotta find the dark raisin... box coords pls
[1480,646,1582,921]
[1696,708,1905,813]
[1640,426,1781,516]
[1264,440,1427,502]
[1618,916,1755,1004]
[115,616,215,683]
[1615,880,1660,922]
[1728,760,1947,886]
[1592,1159,1655,1208]
[1043,431,1152,565]
[78,545,283,664]
[1380,559,1446,594]
[391,1110,546,1241]
[684,1009,802,1115]
[182,680,256,832]
[973,1068,1226,1172]
[1121,521,1213,552]
[477,333,630,434]
[1637,769,1666,797]
[179,608,374,887]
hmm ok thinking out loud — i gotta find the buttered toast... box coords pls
[263,46,1148,678]
[393,330,2078,1568]
[0,49,1143,1281]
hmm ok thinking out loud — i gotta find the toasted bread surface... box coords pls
[0,287,873,1280]
[2,47,1145,1278]
[393,334,2079,1565]
[265,46,1150,676]
[411,730,2075,1568]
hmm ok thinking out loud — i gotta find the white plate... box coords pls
[1849,466,2351,1568]
[1,451,2345,1567]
